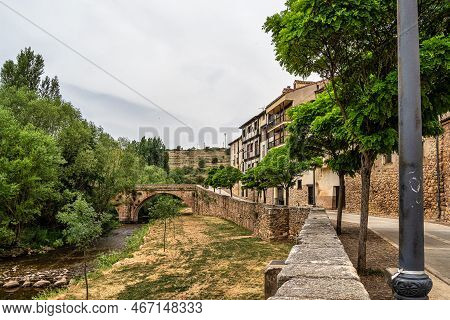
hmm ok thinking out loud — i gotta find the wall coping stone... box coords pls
[270,208,370,300]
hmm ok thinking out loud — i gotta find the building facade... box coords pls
[229,80,448,221]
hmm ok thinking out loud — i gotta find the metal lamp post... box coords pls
[392,0,433,300]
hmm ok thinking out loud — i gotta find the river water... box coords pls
[0,224,140,300]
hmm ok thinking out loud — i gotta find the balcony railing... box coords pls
[268,136,285,149]
[243,149,260,160]
[267,113,286,130]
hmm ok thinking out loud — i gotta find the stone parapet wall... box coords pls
[267,209,370,300]
[195,186,309,241]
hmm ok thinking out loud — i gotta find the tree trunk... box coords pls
[84,250,89,300]
[163,219,167,252]
[230,188,233,198]
[172,219,176,239]
[336,172,345,235]
[357,153,374,273]
[285,187,289,207]
[15,223,21,242]
[263,190,267,204]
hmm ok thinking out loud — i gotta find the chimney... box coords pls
[282,86,293,94]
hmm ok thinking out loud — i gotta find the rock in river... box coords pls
[53,278,67,287]
[22,281,32,288]
[33,280,51,288]
[3,280,20,289]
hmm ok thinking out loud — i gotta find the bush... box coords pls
[19,227,64,249]
[0,226,15,247]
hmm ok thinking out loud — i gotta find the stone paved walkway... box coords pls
[327,211,450,286]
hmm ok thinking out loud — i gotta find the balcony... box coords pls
[268,136,285,149]
[242,129,259,142]
[267,113,287,130]
[244,149,260,160]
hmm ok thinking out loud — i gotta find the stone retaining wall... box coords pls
[195,186,309,241]
[267,208,370,300]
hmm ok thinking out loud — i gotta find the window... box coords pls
[297,179,302,190]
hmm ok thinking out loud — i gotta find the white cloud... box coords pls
[0,0,319,147]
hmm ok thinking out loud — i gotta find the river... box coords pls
[0,224,141,300]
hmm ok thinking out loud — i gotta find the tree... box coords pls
[130,137,167,169]
[1,47,61,100]
[198,158,206,170]
[265,0,448,271]
[1,47,44,91]
[57,195,106,299]
[138,165,174,185]
[260,146,316,206]
[212,166,243,198]
[0,107,62,242]
[204,167,220,191]
[242,166,272,203]
[39,76,61,100]
[149,195,183,252]
[288,93,360,234]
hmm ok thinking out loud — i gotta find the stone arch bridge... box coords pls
[114,184,311,242]
[115,184,197,222]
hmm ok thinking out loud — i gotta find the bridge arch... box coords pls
[115,185,197,223]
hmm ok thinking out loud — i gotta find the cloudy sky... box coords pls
[0,0,319,148]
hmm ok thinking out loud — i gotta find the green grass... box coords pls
[116,217,292,300]
[33,287,69,300]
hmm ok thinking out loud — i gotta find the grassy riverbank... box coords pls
[50,215,291,300]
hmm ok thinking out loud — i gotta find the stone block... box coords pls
[277,264,360,288]
[264,260,286,299]
[274,277,370,300]
[285,246,352,266]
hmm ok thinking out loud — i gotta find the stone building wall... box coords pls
[345,117,449,220]
[167,148,230,170]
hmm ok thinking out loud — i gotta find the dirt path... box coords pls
[53,215,291,300]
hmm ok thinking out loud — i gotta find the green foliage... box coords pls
[259,145,312,190]
[288,92,360,176]
[138,165,174,184]
[1,47,60,99]
[0,47,167,250]
[149,195,183,221]
[168,166,205,185]
[19,227,64,249]
[0,225,15,247]
[265,0,448,269]
[57,195,105,250]
[129,137,168,170]
[0,107,63,241]
[198,158,206,169]
[265,0,449,157]
[206,166,242,196]
[204,167,220,189]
